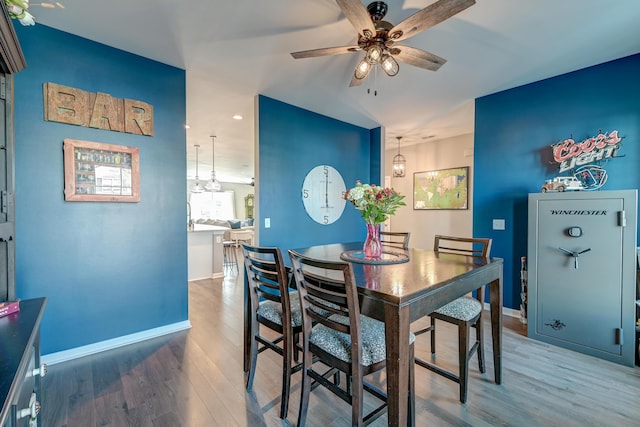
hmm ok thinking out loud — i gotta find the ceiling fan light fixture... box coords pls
[290,0,475,86]
[381,54,399,76]
[365,44,383,64]
[354,58,372,80]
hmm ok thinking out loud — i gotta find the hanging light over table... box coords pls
[205,135,222,192]
[190,144,205,193]
[393,136,406,178]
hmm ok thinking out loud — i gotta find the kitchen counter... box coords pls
[187,225,227,280]
[189,224,229,233]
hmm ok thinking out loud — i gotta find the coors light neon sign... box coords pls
[551,130,622,173]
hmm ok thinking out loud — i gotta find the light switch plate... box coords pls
[265,218,271,228]
[493,219,506,230]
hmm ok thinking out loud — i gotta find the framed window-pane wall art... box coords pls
[413,166,468,210]
[63,138,140,202]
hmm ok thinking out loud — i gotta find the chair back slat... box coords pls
[304,278,349,306]
[247,262,282,301]
[380,231,410,250]
[434,235,492,258]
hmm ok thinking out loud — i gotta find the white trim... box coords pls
[42,320,192,366]
[484,302,522,319]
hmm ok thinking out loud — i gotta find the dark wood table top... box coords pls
[291,241,502,308]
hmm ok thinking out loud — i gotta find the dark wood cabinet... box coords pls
[0,298,47,427]
[0,1,26,303]
[0,70,16,302]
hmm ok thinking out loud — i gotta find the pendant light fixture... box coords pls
[392,136,406,178]
[190,144,205,193]
[205,135,222,192]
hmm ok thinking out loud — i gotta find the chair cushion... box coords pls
[310,315,415,366]
[257,291,302,327]
[434,296,482,321]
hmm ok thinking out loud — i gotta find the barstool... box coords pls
[223,240,238,272]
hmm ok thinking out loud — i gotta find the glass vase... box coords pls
[363,222,382,259]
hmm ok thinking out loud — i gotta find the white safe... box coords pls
[527,189,637,366]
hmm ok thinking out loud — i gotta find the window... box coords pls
[189,190,236,220]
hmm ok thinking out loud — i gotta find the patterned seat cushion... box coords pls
[310,315,416,366]
[434,296,482,321]
[257,291,302,327]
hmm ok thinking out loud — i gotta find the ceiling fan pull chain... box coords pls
[371,66,378,96]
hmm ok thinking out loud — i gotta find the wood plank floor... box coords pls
[41,258,640,426]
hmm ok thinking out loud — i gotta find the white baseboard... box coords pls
[501,306,522,318]
[42,320,192,366]
[482,302,522,318]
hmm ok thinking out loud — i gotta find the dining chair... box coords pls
[413,235,492,403]
[380,231,410,250]
[242,244,302,419]
[289,249,415,426]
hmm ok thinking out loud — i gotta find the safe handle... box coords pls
[558,247,591,269]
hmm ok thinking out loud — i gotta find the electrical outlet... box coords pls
[492,219,506,230]
[265,218,271,228]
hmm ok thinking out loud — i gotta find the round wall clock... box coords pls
[301,165,347,225]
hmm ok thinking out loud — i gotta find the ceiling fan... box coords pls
[290,0,475,87]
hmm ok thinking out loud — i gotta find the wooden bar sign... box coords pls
[44,82,154,136]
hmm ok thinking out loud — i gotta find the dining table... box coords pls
[243,241,503,427]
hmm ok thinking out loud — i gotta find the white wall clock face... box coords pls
[301,165,346,225]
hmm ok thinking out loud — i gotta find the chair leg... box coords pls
[430,316,437,355]
[245,320,259,391]
[475,313,486,374]
[280,328,292,419]
[351,370,364,426]
[297,350,313,427]
[458,321,471,404]
[408,344,415,427]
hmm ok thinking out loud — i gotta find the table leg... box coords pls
[384,303,411,427]
[489,272,503,384]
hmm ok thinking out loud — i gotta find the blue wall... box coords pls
[14,25,188,355]
[257,95,381,251]
[474,53,640,309]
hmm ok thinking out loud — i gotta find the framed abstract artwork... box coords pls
[413,166,468,210]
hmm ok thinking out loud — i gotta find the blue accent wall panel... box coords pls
[13,25,188,355]
[369,127,382,184]
[474,53,640,309]
[257,95,380,253]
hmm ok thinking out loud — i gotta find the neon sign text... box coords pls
[551,130,622,172]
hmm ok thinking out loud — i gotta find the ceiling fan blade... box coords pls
[349,73,366,87]
[291,45,360,59]
[336,0,377,39]
[389,0,475,42]
[392,45,446,71]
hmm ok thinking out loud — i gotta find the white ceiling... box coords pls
[32,0,640,184]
